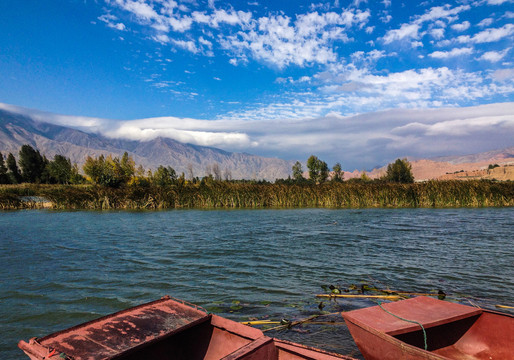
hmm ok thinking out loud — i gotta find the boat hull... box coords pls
[19,295,356,360]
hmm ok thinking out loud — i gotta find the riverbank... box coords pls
[1,180,513,210]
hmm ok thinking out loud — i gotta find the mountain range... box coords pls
[0,108,293,180]
[1,106,513,181]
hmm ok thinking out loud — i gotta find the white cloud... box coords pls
[167,16,193,32]
[430,28,445,39]
[198,36,213,48]
[153,34,170,44]
[458,24,514,43]
[413,5,470,25]
[429,47,474,58]
[172,39,199,53]
[116,0,159,21]
[479,48,511,62]
[491,68,514,81]
[451,21,470,31]
[382,4,470,44]
[4,102,512,169]
[218,9,369,68]
[477,18,494,27]
[383,23,420,43]
[98,13,126,31]
[487,0,512,4]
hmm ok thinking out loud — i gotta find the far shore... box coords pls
[1,180,513,210]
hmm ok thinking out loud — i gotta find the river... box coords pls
[1,208,513,359]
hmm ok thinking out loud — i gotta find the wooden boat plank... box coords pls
[19,296,359,360]
[342,296,482,336]
[22,297,210,360]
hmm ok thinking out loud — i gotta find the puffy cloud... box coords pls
[429,47,474,58]
[115,0,159,21]
[451,21,470,31]
[430,28,445,39]
[382,4,470,44]
[218,9,369,68]
[458,24,514,43]
[172,39,199,53]
[153,34,171,43]
[413,5,470,25]
[478,48,511,62]
[383,23,420,43]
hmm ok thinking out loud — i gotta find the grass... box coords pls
[0,180,513,210]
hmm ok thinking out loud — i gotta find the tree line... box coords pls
[0,145,83,185]
[1,144,414,186]
[285,155,413,184]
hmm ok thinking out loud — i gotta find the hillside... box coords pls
[0,109,293,180]
[344,148,514,181]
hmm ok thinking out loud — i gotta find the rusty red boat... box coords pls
[19,295,355,360]
[341,296,513,360]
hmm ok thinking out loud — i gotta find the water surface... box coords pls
[1,208,513,359]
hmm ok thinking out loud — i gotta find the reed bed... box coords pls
[0,180,512,210]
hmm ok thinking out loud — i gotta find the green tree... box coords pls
[47,154,72,184]
[331,162,344,182]
[151,165,177,186]
[70,163,85,184]
[0,152,10,184]
[19,144,46,183]
[306,155,329,184]
[6,153,22,184]
[120,152,135,182]
[384,158,414,183]
[292,161,304,182]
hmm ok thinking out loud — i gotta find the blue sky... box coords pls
[0,0,513,169]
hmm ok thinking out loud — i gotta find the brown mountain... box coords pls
[344,148,514,181]
[0,108,293,180]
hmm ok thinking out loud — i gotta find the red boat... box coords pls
[342,296,513,360]
[19,295,356,360]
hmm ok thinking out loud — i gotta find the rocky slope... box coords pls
[0,109,293,180]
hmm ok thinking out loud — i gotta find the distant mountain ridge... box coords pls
[1,106,513,182]
[0,108,293,180]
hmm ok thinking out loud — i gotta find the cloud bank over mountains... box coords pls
[2,102,512,170]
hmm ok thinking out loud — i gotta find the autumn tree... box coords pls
[83,153,136,187]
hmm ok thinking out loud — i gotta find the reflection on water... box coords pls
[1,208,513,359]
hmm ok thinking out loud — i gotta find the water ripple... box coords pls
[1,208,513,360]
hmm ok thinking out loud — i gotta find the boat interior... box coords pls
[19,297,350,360]
[116,314,346,360]
[392,311,513,360]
